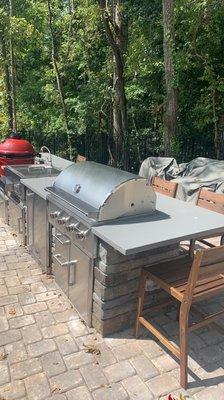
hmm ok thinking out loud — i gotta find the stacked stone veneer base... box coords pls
[92,240,180,336]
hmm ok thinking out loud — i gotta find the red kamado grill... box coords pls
[0,133,35,176]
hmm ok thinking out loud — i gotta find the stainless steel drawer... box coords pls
[52,230,71,297]
[53,231,70,262]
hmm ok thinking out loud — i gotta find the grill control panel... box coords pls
[48,201,96,258]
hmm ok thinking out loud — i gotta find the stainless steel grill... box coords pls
[47,161,156,222]
[46,161,156,325]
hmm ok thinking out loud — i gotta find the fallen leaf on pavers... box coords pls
[100,384,111,389]
[53,362,59,365]
[46,274,54,279]
[0,353,7,360]
[8,307,16,316]
[51,386,61,394]
[80,318,88,328]
[83,343,101,355]
[179,395,190,400]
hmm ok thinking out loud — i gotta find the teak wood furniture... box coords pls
[189,188,224,256]
[135,245,224,389]
[76,154,87,162]
[152,176,178,198]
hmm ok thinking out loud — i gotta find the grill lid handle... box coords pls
[73,184,81,193]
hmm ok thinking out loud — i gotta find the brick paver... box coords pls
[0,223,223,399]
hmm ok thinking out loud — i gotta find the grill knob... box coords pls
[57,216,70,225]
[66,223,79,232]
[50,211,61,219]
[76,229,89,240]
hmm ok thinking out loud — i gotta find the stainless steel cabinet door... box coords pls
[26,191,34,247]
[8,199,25,244]
[69,243,93,326]
[27,191,49,271]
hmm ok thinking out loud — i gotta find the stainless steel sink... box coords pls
[7,164,60,178]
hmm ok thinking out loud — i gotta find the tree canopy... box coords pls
[0,0,224,171]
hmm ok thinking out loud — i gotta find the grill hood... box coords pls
[47,161,156,222]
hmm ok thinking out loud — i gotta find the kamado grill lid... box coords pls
[0,133,35,157]
[47,161,156,222]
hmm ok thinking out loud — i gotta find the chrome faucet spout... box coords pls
[40,146,52,167]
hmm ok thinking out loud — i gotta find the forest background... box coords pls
[0,0,224,172]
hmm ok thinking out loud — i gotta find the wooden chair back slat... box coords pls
[197,188,224,214]
[198,261,224,280]
[200,244,224,266]
[183,246,224,299]
[152,176,177,198]
[76,154,86,163]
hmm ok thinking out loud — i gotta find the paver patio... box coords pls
[0,221,223,400]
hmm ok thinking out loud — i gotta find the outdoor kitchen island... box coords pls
[45,161,224,336]
[91,194,224,335]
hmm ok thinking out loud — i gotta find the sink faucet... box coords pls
[40,146,52,167]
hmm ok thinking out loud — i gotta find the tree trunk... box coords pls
[162,0,178,156]
[212,89,220,159]
[47,0,73,160]
[0,31,13,130]
[99,0,129,170]
[9,0,17,132]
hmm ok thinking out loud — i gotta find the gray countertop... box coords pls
[21,177,56,200]
[38,154,74,170]
[92,194,224,255]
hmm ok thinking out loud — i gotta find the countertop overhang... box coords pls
[92,194,224,255]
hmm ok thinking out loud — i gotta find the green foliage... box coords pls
[0,0,224,168]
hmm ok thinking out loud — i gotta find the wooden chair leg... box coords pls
[135,272,147,338]
[189,239,195,258]
[220,235,224,246]
[176,303,180,321]
[179,302,190,389]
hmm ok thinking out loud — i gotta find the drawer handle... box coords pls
[53,233,70,245]
[18,217,23,234]
[53,254,77,269]
[53,253,69,267]
[69,260,77,286]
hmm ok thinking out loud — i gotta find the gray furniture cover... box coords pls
[139,157,224,202]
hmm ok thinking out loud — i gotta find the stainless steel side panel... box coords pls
[8,198,26,244]
[26,190,50,272]
[69,243,93,326]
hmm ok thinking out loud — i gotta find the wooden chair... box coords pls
[152,176,178,198]
[135,246,224,389]
[76,154,86,163]
[189,188,224,256]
